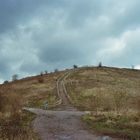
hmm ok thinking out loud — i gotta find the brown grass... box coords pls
[66,67,140,111]
[1,67,139,139]
[0,72,62,108]
[0,71,64,139]
[65,67,140,139]
[0,93,35,140]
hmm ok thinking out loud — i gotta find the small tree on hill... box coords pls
[3,80,9,84]
[12,74,18,81]
[54,69,58,73]
[40,72,43,76]
[131,65,134,70]
[98,62,102,67]
[45,70,48,74]
[73,65,78,69]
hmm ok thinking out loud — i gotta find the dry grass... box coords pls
[65,67,140,139]
[0,93,37,140]
[82,112,140,140]
[0,71,63,139]
[0,72,62,108]
[0,67,139,139]
[66,67,140,111]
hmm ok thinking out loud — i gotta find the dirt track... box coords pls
[24,108,102,140]
[25,72,120,140]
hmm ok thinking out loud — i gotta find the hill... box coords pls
[65,67,140,139]
[66,66,140,111]
[0,66,140,139]
[0,71,63,139]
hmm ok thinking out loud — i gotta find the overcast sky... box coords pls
[0,0,140,82]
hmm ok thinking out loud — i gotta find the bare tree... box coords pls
[12,74,18,81]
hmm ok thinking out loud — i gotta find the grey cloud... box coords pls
[0,60,9,74]
[38,41,87,65]
[20,61,45,74]
[0,0,51,33]
[64,0,102,28]
[105,1,140,36]
[0,0,140,82]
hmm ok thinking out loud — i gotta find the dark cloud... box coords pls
[20,61,44,74]
[0,0,49,33]
[39,41,85,63]
[0,0,140,82]
[64,0,101,28]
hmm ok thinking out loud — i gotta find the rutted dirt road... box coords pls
[25,72,120,140]
[25,108,101,140]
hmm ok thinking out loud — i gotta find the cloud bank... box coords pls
[0,0,140,82]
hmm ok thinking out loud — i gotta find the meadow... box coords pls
[65,67,140,139]
[0,72,62,140]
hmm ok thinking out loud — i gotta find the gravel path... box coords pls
[24,72,121,140]
[25,108,102,140]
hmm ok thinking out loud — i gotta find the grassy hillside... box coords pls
[0,72,63,108]
[65,67,140,139]
[0,66,140,139]
[0,71,63,139]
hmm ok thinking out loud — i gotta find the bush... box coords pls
[54,69,58,73]
[12,74,18,81]
[40,72,43,76]
[45,70,48,74]
[98,62,102,67]
[73,65,78,69]
[38,76,44,83]
[3,80,9,84]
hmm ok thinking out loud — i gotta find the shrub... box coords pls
[54,69,58,73]
[40,72,43,76]
[98,62,102,67]
[73,65,78,69]
[3,80,9,84]
[38,76,44,83]
[12,74,18,81]
[45,70,48,74]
